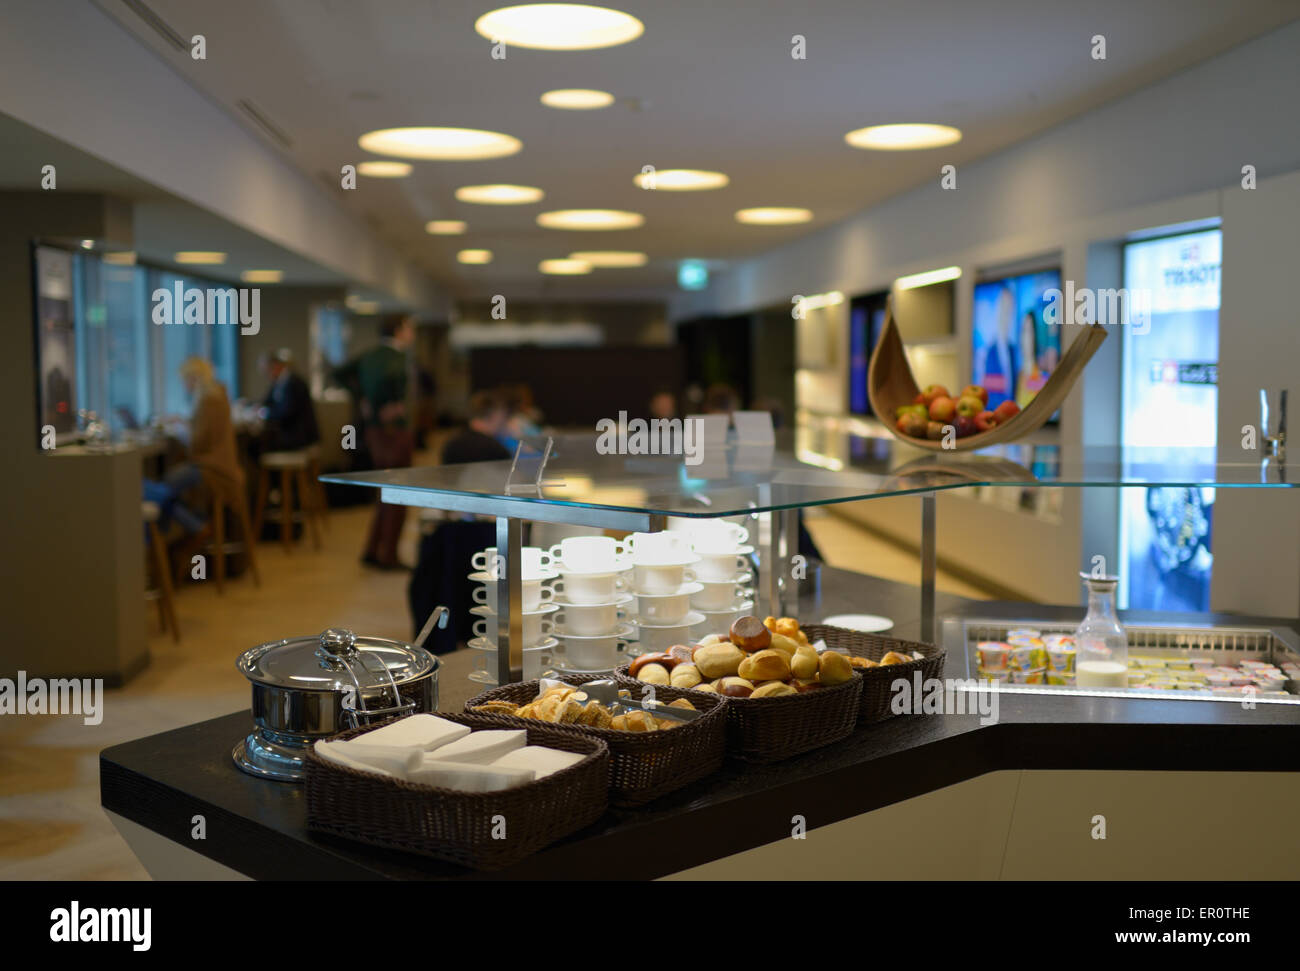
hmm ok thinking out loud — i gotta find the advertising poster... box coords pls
[1120,229,1221,610]
[971,269,1062,411]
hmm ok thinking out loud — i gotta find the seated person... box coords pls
[442,391,513,465]
[259,349,320,452]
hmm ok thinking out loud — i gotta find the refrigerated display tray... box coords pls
[942,618,1300,705]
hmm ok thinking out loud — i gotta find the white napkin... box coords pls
[314,739,419,776]
[491,745,585,779]
[350,713,471,751]
[428,729,527,765]
[406,759,535,792]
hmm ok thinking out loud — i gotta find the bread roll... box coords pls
[695,634,729,650]
[773,617,801,639]
[692,680,718,694]
[629,652,678,677]
[767,631,801,659]
[670,663,702,689]
[694,643,746,679]
[668,645,696,664]
[818,650,854,685]
[622,710,659,732]
[637,663,670,685]
[715,676,754,698]
[791,678,823,692]
[729,616,772,652]
[847,656,879,669]
[667,697,696,710]
[879,651,913,666]
[737,648,791,682]
[790,645,819,680]
[750,681,798,699]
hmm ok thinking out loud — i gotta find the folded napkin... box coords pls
[350,713,470,751]
[406,759,535,792]
[314,739,422,776]
[491,745,586,779]
[426,729,527,765]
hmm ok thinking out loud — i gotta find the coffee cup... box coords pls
[552,571,627,605]
[553,600,628,636]
[633,561,697,595]
[693,551,749,582]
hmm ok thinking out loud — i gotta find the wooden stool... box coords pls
[253,450,324,552]
[209,479,262,593]
[142,501,180,642]
[304,443,330,533]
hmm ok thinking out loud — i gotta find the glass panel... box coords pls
[322,429,1298,520]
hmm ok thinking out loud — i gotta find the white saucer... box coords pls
[635,582,704,599]
[634,610,706,630]
[822,613,894,634]
[550,622,635,641]
[694,601,755,616]
[468,569,559,584]
[467,635,557,652]
[553,556,633,575]
[629,553,701,568]
[552,592,634,609]
[692,544,755,557]
[470,602,558,618]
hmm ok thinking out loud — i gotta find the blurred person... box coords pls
[499,383,542,454]
[442,390,513,465]
[702,383,740,416]
[259,349,319,451]
[336,315,416,569]
[649,389,677,421]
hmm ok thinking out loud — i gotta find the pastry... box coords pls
[729,616,772,652]
[880,651,914,666]
[846,656,878,669]
[670,663,703,689]
[576,701,614,729]
[622,710,659,732]
[668,645,696,664]
[750,681,798,699]
[818,650,854,685]
[773,617,801,640]
[694,643,746,679]
[470,700,520,717]
[556,698,585,724]
[737,648,791,682]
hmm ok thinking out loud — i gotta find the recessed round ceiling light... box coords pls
[537,209,644,230]
[357,127,522,160]
[734,207,813,226]
[356,160,413,177]
[174,251,228,264]
[241,270,283,283]
[844,123,962,150]
[458,249,494,264]
[456,184,545,205]
[632,168,729,191]
[541,88,615,110]
[426,220,467,235]
[568,250,647,267]
[476,4,644,51]
[540,258,593,275]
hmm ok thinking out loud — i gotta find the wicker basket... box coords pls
[303,712,609,871]
[802,624,946,725]
[465,675,727,808]
[614,665,862,764]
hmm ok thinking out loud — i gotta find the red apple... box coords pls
[913,392,927,406]
[954,415,977,438]
[956,395,984,418]
[899,412,929,437]
[928,396,956,421]
[993,400,1021,423]
[921,384,950,407]
[925,420,947,441]
[961,385,988,406]
[975,410,998,433]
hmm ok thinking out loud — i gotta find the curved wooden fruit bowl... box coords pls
[867,301,1108,452]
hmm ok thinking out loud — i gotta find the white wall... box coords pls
[672,22,1300,613]
[0,0,442,312]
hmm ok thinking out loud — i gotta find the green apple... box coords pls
[956,395,983,418]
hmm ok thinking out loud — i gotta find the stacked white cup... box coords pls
[624,530,708,654]
[677,520,755,640]
[547,536,635,672]
[467,546,559,683]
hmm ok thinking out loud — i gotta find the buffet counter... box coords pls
[99,565,1300,880]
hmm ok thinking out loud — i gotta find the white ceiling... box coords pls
[80,0,1300,298]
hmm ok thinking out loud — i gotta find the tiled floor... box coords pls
[0,496,993,880]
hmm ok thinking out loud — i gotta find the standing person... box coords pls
[259,349,319,451]
[336,316,416,570]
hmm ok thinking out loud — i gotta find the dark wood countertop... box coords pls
[99,565,1300,880]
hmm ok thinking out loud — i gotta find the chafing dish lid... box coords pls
[236,628,436,692]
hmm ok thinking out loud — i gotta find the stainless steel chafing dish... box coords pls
[233,626,440,782]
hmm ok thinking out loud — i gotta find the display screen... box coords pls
[847,291,888,416]
[1119,228,1221,612]
[971,269,1062,412]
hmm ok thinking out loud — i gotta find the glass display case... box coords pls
[324,430,1297,686]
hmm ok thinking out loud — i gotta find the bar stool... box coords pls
[142,500,180,642]
[253,450,323,552]
[304,443,329,533]
[209,477,262,593]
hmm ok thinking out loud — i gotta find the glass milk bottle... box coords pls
[1073,573,1129,688]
